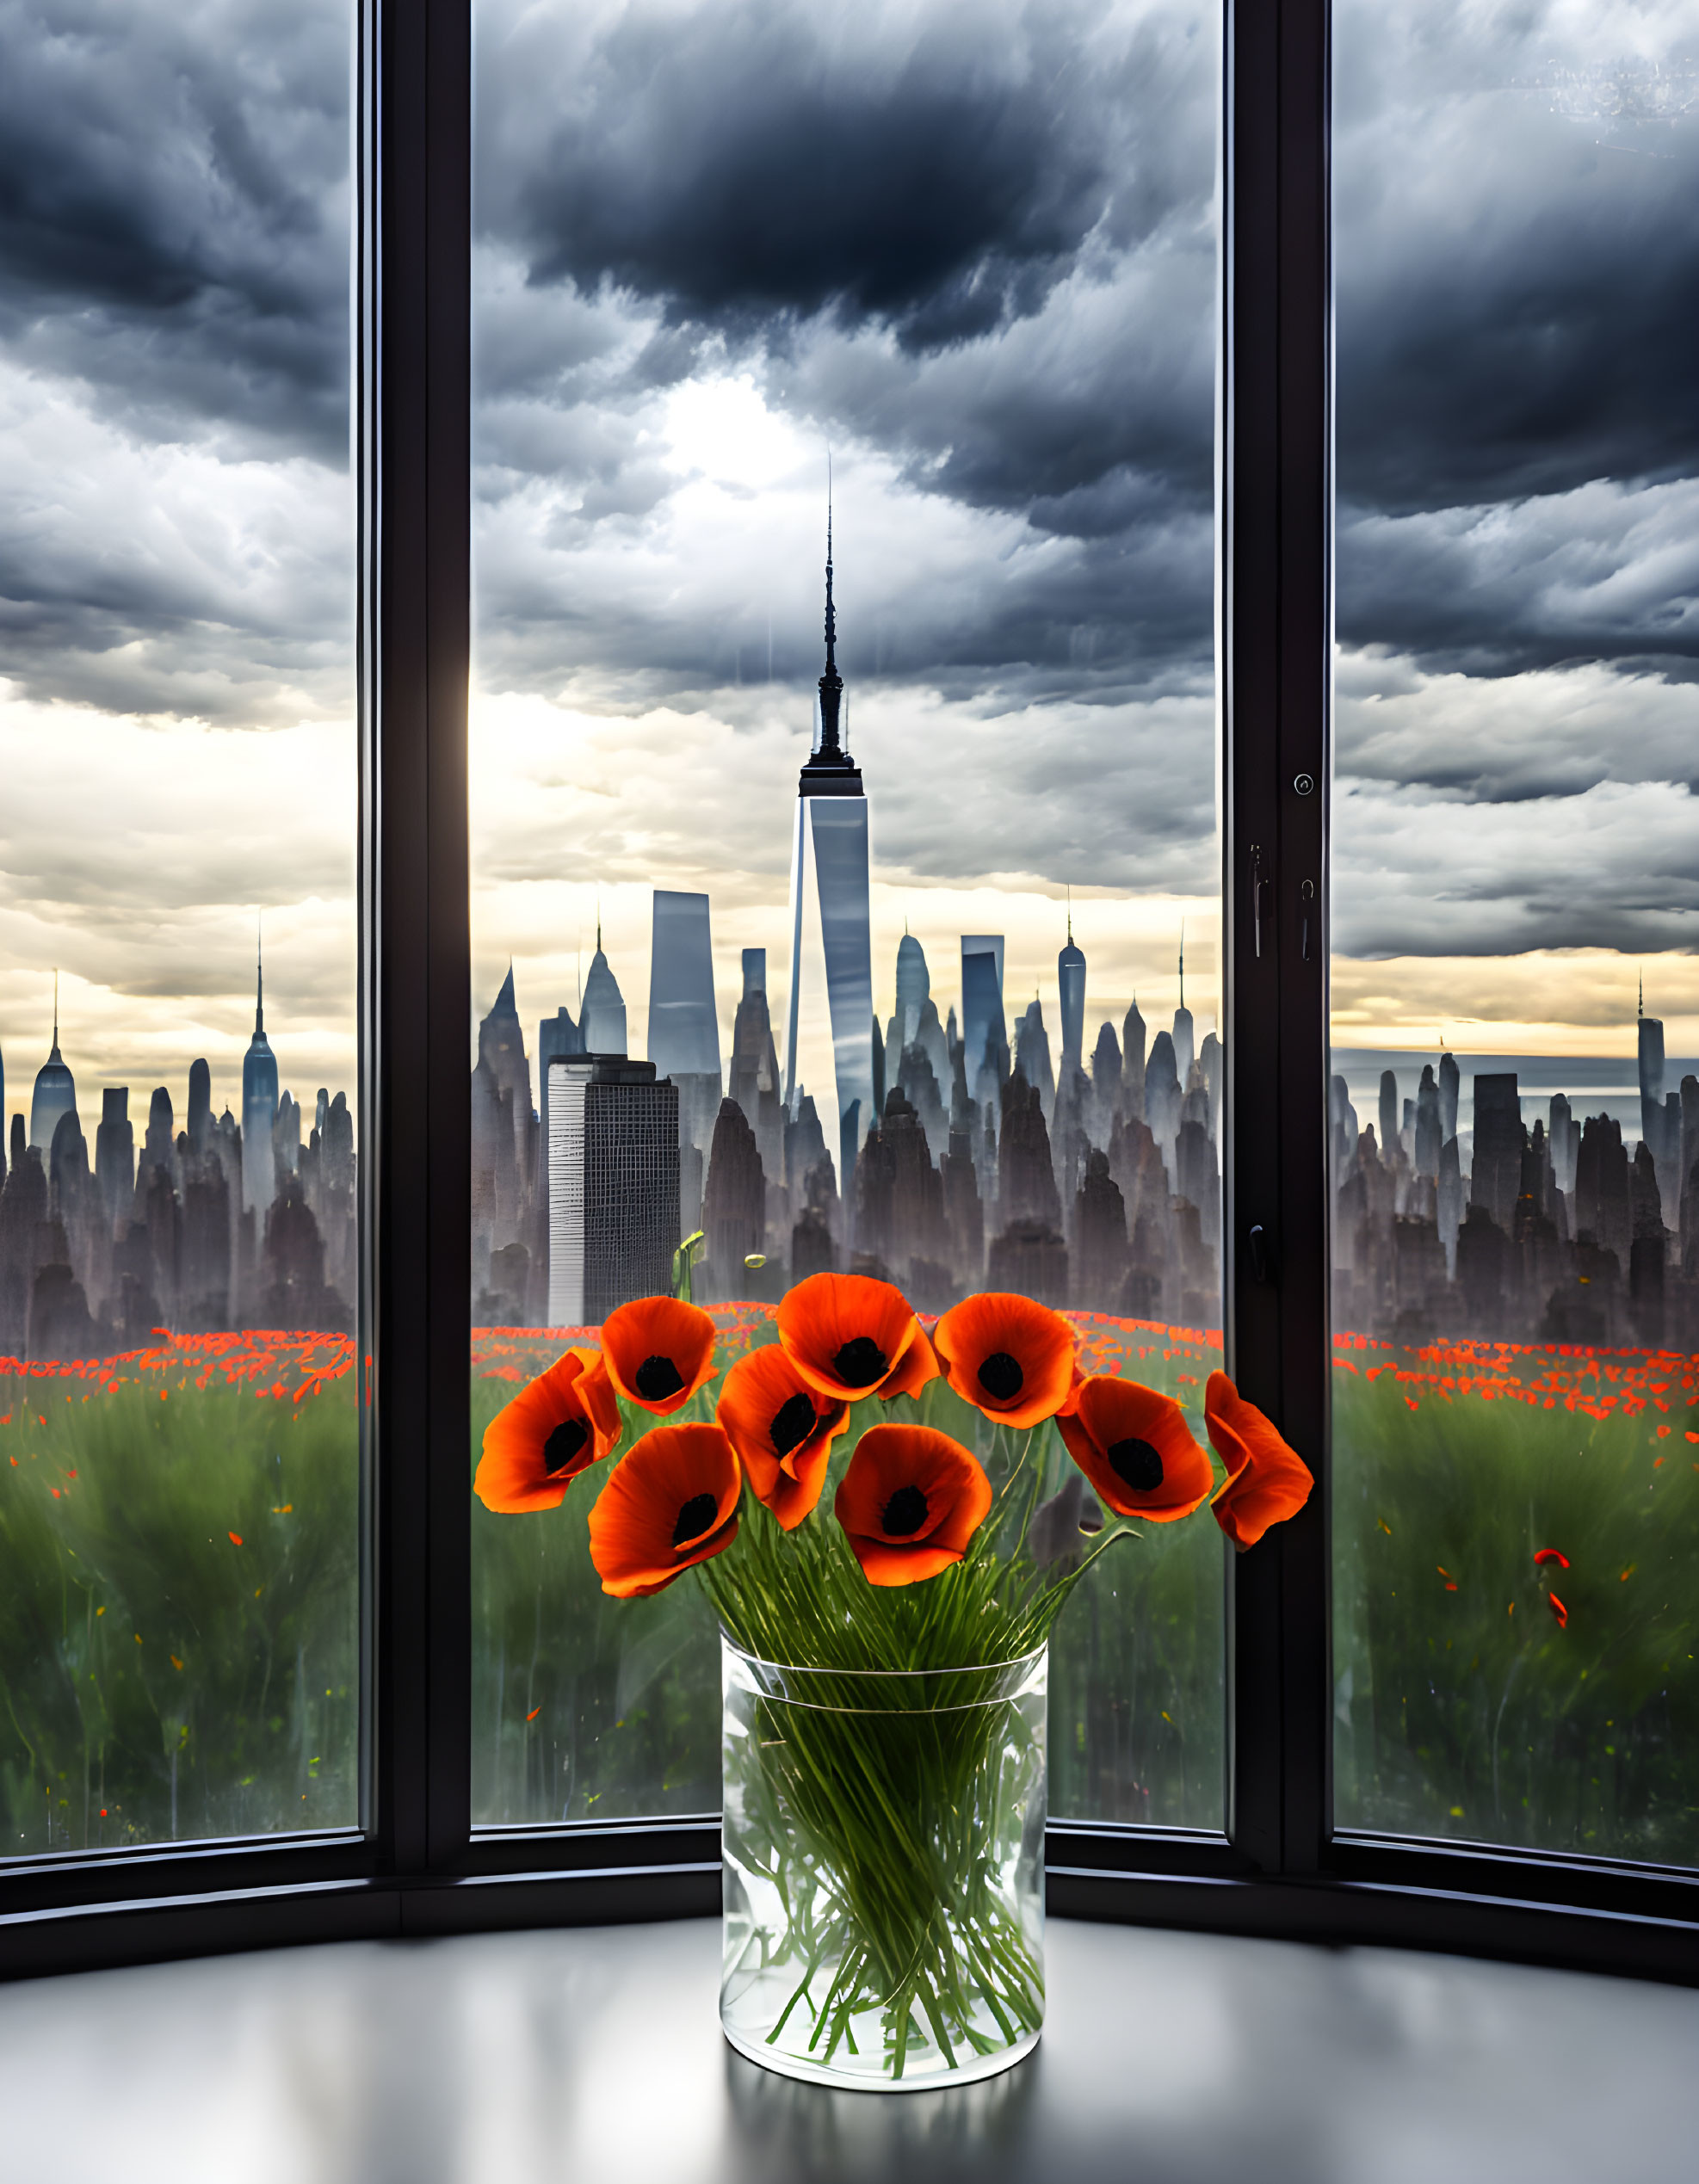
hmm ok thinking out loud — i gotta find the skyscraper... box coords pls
[1058,914,1085,1076]
[546,1056,679,1325]
[1171,930,1195,1089]
[242,943,279,1218]
[28,976,76,1153]
[580,922,627,1055]
[536,1003,585,1164]
[649,889,724,1169]
[961,936,1007,1090]
[893,931,929,1052]
[783,510,874,1189]
[1639,974,1667,1164]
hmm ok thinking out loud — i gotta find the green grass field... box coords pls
[1333,1337,1699,1862]
[7,1319,1693,1864]
[0,1336,358,1853]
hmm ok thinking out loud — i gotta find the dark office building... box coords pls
[546,1056,680,1326]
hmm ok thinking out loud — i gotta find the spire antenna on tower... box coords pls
[1178,921,1186,1014]
[52,966,59,1055]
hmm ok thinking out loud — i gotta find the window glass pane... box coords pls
[1331,1,1699,1858]
[0,3,359,1853]
[471,0,1223,1829]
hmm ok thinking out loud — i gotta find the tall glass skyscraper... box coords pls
[783,521,874,1190]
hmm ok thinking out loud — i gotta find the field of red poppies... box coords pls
[9,1313,1691,1861]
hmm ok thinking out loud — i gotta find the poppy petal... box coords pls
[587,1422,741,1596]
[776,1271,927,1403]
[1548,1590,1568,1628]
[933,1292,1079,1428]
[1056,1376,1214,1522]
[1533,1547,1570,1569]
[1202,1371,1314,1549]
[877,1326,941,1402]
[833,1422,992,1586]
[716,1343,849,1530]
[599,1296,719,1414]
[474,1348,623,1512]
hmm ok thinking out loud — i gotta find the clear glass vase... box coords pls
[720,1634,1047,2090]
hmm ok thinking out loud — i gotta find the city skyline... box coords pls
[0,0,1693,1223]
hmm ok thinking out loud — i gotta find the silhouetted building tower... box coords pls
[1058,912,1085,1076]
[242,941,279,1219]
[546,1057,679,1325]
[1120,997,1146,1121]
[1438,1050,1460,1142]
[783,508,874,1191]
[29,975,76,1153]
[1090,1021,1121,1140]
[893,932,929,1053]
[702,1095,766,1300]
[95,1088,134,1233]
[580,922,627,1055]
[1015,997,1055,1114]
[1378,1070,1399,1165]
[1470,1074,1524,1236]
[187,1058,213,1155]
[728,949,786,1188]
[1171,931,1194,1089]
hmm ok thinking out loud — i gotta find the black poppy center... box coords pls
[831,1336,889,1388]
[634,1354,686,1401]
[976,1351,1024,1404]
[1106,1437,1164,1492]
[769,1391,819,1459]
[881,1484,929,1537]
[541,1416,590,1476]
[672,1492,719,1547]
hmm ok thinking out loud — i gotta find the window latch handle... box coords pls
[1248,1224,1270,1285]
[1300,878,1315,963]
[1251,844,1267,959]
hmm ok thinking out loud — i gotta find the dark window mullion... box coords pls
[1222,0,1332,1879]
[368,0,473,1878]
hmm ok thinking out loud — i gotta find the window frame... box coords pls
[3,0,1698,1990]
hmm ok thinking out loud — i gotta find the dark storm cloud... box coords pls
[0,0,349,459]
[483,0,1211,358]
[1337,474,1699,681]
[1334,9,1699,523]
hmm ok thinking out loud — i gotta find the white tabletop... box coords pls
[1,1914,1694,2183]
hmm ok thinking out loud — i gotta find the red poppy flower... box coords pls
[833,1423,991,1585]
[716,1342,849,1529]
[474,1348,622,1512]
[1534,1547,1570,1570]
[1056,1376,1214,1522]
[1548,1590,1569,1628]
[1203,1371,1314,1550]
[587,1422,741,1596]
[776,1272,938,1404]
[933,1291,1079,1428]
[598,1296,718,1415]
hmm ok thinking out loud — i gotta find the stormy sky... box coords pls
[0,0,1695,1140]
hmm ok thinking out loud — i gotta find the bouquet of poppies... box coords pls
[476,1270,1312,2081]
